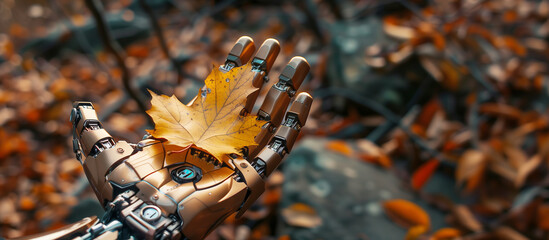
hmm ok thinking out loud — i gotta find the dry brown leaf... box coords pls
[456,150,487,191]
[504,146,528,170]
[453,205,482,232]
[420,57,443,82]
[356,139,392,168]
[515,154,542,187]
[383,199,430,229]
[147,64,266,162]
[281,203,322,228]
[430,228,461,240]
[493,226,528,240]
[383,17,416,40]
[388,44,414,64]
[479,103,521,119]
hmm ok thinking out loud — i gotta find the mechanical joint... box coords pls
[253,147,282,178]
[80,128,113,156]
[268,138,287,156]
[280,56,310,90]
[272,125,299,152]
[287,92,313,126]
[258,88,291,125]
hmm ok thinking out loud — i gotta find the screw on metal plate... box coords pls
[140,205,162,223]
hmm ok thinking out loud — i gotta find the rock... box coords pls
[277,138,448,240]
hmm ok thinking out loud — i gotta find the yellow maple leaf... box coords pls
[146,63,266,162]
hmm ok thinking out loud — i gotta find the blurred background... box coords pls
[1,0,549,239]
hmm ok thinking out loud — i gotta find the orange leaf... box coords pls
[493,36,526,56]
[503,10,518,23]
[439,60,460,91]
[406,225,428,240]
[19,196,36,211]
[417,99,441,128]
[431,33,446,51]
[467,25,493,41]
[278,235,291,240]
[127,44,150,58]
[431,228,461,240]
[71,14,87,27]
[147,63,266,163]
[326,140,353,157]
[412,159,440,190]
[383,199,430,229]
[442,140,460,152]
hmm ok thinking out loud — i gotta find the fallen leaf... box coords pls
[420,57,443,82]
[504,146,528,170]
[281,203,322,228]
[456,150,487,192]
[383,17,416,40]
[412,159,440,190]
[430,228,461,240]
[325,140,354,157]
[406,225,428,240]
[127,44,150,58]
[416,99,441,128]
[493,226,528,240]
[147,63,266,162]
[383,199,430,229]
[71,14,87,27]
[493,36,527,56]
[356,139,392,168]
[453,205,482,232]
[515,155,542,187]
[439,60,461,91]
[479,103,521,119]
[19,196,35,211]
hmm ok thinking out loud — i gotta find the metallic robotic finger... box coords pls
[34,36,313,240]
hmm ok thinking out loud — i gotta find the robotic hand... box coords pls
[68,36,313,240]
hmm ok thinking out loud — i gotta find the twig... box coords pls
[323,0,344,20]
[191,0,238,26]
[84,0,151,124]
[138,0,183,84]
[368,77,432,143]
[297,0,326,44]
[50,0,119,88]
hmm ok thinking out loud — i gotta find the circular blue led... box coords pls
[178,168,196,180]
